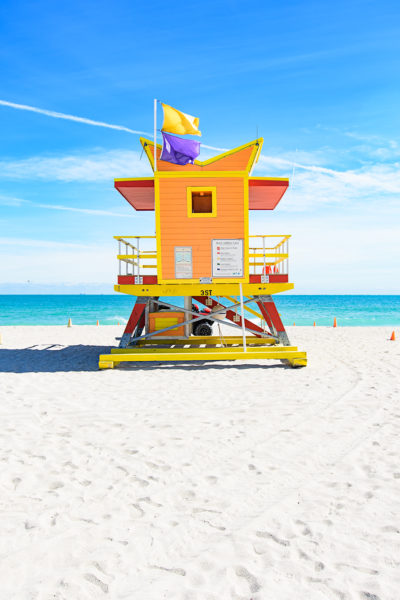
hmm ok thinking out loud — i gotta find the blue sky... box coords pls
[0,0,399,293]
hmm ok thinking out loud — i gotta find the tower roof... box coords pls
[114,137,289,211]
[140,137,263,173]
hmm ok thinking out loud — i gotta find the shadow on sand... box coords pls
[0,345,287,373]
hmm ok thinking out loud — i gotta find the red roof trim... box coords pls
[115,179,154,189]
[249,179,288,187]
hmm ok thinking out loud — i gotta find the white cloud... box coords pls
[254,154,400,212]
[0,194,129,217]
[0,146,398,222]
[0,194,25,206]
[0,237,90,248]
[33,202,129,217]
[0,149,152,182]
[1,144,399,210]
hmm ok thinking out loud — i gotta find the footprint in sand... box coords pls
[49,481,64,490]
[150,565,186,576]
[205,475,218,484]
[256,531,290,546]
[235,566,261,594]
[84,573,108,594]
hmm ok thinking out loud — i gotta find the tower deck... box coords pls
[114,233,292,297]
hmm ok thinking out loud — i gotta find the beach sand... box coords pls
[0,325,399,599]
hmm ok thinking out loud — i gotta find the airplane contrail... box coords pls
[0,99,151,136]
[0,99,230,151]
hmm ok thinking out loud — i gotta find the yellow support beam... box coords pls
[99,347,307,367]
[114,235,156,240]
[222,296,263,319]
[249,235,291,239]
[248,253,288,258]
[288,358,307,367]
[98,360,114,369]
[108,346,297,355]
[115,282,294,297]
[251,262,285,267]
[117,254,157,260]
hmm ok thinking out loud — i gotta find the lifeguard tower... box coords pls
[98,135,307,368]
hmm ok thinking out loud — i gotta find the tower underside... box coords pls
[98,290,306,369]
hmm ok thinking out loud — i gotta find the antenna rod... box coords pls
[154,99,157,172]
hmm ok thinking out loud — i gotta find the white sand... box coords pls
[0,325,399,600]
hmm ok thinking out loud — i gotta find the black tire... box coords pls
[193,322,213,337]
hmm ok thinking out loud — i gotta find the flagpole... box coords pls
[154,98,157,172]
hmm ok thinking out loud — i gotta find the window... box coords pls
[192,191,212,213]
[187,187,217,218]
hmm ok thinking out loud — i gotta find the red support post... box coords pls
[255,295,290,345]
[119,296,148,347]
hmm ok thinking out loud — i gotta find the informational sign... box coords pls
[212,239,244,278]
[175,246,192,279]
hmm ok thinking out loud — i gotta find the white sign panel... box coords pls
[175,246,192,279]
[212,239,244,278]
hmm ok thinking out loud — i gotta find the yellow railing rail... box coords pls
[114,235,157,240]
[116,234,289,280]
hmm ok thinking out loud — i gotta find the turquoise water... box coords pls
[0,295,399,326]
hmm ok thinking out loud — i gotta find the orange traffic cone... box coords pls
[96,320,99,326]
[333,317,337,328]
[313,321,316,327]
[390,331,396,341]
[67,318,72,327]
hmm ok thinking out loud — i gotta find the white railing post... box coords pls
[125,243,128,275]
[239,283,247,352]
[263,236,266,275]
[118,240,121,276]
[137,237,140,281]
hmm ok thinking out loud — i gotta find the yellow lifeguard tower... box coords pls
[98,135,307,368]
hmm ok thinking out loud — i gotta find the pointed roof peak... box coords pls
[140,137,263,173]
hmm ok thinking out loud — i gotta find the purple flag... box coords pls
[160,132,200,165]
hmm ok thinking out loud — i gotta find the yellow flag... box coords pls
[161,103,201,136]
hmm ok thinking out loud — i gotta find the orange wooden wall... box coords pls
[158,177,246,280]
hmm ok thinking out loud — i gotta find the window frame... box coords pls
[187,186,217,218]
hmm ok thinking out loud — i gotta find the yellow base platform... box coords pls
[99,337,307,369]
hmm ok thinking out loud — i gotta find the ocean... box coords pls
[0,295,399,327]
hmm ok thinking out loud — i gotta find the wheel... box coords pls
[193,322,213,337]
